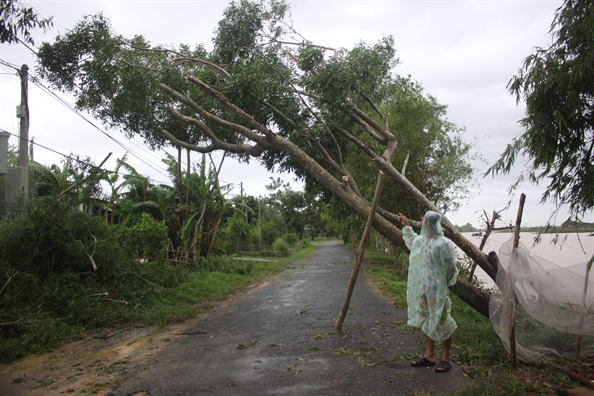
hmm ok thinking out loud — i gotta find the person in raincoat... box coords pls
[397,210,458,373]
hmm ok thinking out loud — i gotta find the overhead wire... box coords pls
[0,128,135,175]
[0,46,245,190]
[2,35,202,174]
[27,67,172,166]
[27,75,170,177]
[0,127,180,189]
[0,57,175,179]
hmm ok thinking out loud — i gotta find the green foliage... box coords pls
[284,232,298,246]
[212,0,288,64]
[140,260,188,288]
[0,195,295,363]
[295,238,312,250]
[347,77,477,220]
[264,178,325,240]
[36,14,205,149]
[0,197,177,362]
[217,212,250,253]
[364,249,409,308]
[259,218,281,246]
[272,237,290,256]
[368,266,408,308]
[0,0,53,45]
[115,213,168,259]
[487,0,594,217]
[195,256,255,275]
[0,196,124,276]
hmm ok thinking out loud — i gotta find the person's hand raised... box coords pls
[397,213,410,227]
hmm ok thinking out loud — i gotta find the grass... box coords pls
[363,247,586,396]
[0,246,303,364]
[236,240,318,264]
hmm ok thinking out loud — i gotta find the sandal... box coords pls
[435,360,452,373]
[411,356,436,367]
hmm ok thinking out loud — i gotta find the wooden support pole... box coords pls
[336,171,385,332]
[513,194,525,250]
[510,193,526,366]
[576,254,593,360]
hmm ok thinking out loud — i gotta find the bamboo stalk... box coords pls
[510,193,526,366]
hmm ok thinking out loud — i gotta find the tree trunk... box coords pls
[449,278,490,317]
[205,207,225,258]
[159,86,496,317]
[272,136,494,316]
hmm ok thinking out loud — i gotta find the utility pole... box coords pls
[6,64,29,206]
[258,196,262,250]
[240,182,247,223]
[18,64,29,169]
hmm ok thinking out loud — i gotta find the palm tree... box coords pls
[29,161,72,198]
[101,153,134,224]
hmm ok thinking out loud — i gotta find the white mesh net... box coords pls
[489,238,594,364]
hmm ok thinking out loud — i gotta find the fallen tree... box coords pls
[37,0,494,316]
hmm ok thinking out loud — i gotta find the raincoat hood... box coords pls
[421,210,444,239]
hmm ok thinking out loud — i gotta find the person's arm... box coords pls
[443,240,459,286]
[398,213,417,250]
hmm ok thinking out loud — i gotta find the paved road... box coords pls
[112,241,472,396]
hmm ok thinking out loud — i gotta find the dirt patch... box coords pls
[0,281,271,396]
[511,360,594,396]
[0,324,187,395]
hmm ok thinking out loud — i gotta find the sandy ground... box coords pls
[0,320,199,395]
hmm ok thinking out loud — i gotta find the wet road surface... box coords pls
[112,241,472,395]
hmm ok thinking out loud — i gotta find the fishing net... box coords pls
[489,238,594,364]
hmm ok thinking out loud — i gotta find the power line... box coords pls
[28,68,172,166]
[0,60,220,186]
[0,128,174,186]
[28,76,170,177]
[0,128,112,172]
[0,58,172,177]
[0,59,20,71]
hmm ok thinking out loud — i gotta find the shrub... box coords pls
[284,232,298,246]
[0,197,127,276]
[115,213,168,259]
[273,238,290,256]
[295,238,312,250]
[0,197,179,362]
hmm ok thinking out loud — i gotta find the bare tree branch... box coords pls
[185,76,276,138]
[0,268,17,296]
[121,41,231,77]
[361,92,390,133]
[159,83,268,144]
[69,233,98,271]
[401,150,410,175]
[159,127,267,157]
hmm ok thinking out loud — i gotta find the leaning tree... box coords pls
[36,0,497,316]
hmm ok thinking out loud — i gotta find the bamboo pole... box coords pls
[509,193,526,366]
[335,172,385,332]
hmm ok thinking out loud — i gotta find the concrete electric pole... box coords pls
[5,64,30,206]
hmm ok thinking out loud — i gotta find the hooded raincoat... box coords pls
[402,211,458,342]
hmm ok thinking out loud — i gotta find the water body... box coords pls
[458,231,594,289]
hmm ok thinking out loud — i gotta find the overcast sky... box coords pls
[2,0,587,228]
